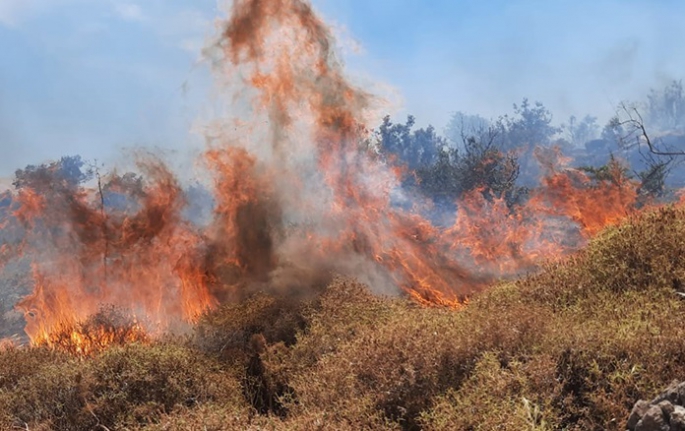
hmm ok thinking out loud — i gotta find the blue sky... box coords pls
[1,0,685,177]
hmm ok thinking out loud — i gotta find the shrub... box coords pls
[4,204,685,430]
[0,343,246,430]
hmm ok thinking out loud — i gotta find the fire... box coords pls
[10,161,218,348]
[0,0,678,352]
[29,306,149,356]
[529,152,638,238]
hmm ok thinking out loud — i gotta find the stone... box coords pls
[653,380,683,405]
[635,405,670,431]
[670,405,685,431]
[659,400,676,418]
[676,382,685,405]
[628,400,653,431]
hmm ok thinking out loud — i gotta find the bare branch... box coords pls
[616,103,685,156]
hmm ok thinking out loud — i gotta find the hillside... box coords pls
[0,203,684,430]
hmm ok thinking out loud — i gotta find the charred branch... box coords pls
[615,103,685,157]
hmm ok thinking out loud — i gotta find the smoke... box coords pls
[4,0,683,179]
[311,0,685,129]
[0,0,215,178]
[2,0,681,349]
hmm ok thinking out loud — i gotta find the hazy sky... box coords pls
[2,0,685,176]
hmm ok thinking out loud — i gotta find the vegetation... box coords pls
[377,81,685,211]
[2,79,685,430]
[0,203,684,429]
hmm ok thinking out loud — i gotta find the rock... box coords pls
[659,400,676,418]
[635,405,670,431]
[670,406,685,431]
[653,381,685,406]
[629,400,654,431]
[676,383,685,405]
[626,381,685,431]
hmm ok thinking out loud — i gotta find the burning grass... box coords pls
[1,204,684,430]
[31,305,149,356]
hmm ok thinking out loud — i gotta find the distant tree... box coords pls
[564,115,600,147]
[601,116,626,145]
[102,172,145,211]
[445,112,491,146]
[636,156,673,198]
[613,103,685,157]
[13,155,92,191]
[417,129,527,208]
[647,80,685,132]
[500,99,561,150]
[415,147,460,204]
[377,115,446,170]
[601,103,685,197]
[0,192,10,209]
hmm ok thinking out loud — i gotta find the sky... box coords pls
[1,0,685,177]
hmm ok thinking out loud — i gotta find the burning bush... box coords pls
[31,306,149,356]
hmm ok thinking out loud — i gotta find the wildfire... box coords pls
[0,0,677,353]
[28,306,148,356]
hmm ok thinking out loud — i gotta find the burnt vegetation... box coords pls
[1,82,685,430]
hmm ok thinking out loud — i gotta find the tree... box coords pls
[445,112,491,147]
[647,80,685,132]
[636,157,672,198]
[417,129,526,209]
[13,155,92,191]
[612,103,685,157]
[377,115,446,170]
[101,172,145,211]
[564,115,600,147]
[500,99,561,150]
[601,116,626,145]
[602,103,684,197]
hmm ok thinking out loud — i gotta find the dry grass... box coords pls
[2,204,685,430]
[0,343,247,430]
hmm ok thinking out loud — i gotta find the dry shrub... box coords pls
[4,205,685,430]
[281,289,552,429]
[0,342,247,430]
[193,290,314,415]
[0,346,70,389]
[131,403,392,431]
[522,205,685,308]
[194,291,309,366]
[268,205,685,429]
[86,343,244,426]
[0,347,75,428]
[419,352,559,430]
[128,404,255,430]
[287,278,401,370]
[5,358,91,430]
